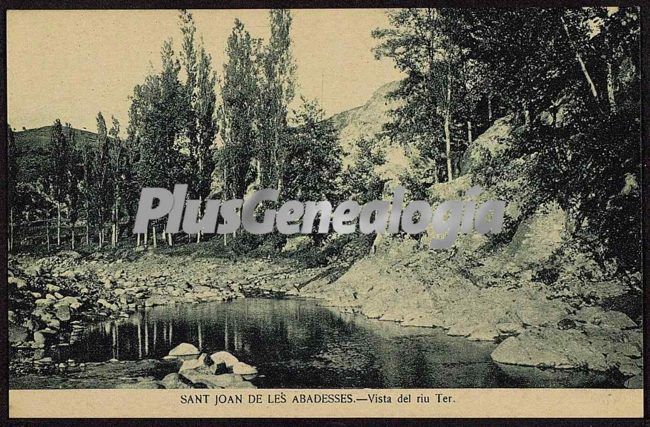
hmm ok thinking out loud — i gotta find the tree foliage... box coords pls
[218,19,261,199]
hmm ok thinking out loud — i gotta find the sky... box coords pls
[7,9,404,133]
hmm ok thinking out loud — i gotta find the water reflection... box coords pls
[67,298,618,388]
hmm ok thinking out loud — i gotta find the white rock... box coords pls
[232,361,257,376]
[210,351,239,368]
[168,343,200,357]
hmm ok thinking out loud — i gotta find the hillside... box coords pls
[12,125,99,184]
[327,80,408,186]
[14,81,407,190]
[298,114,642,386]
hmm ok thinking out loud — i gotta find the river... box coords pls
[46,298,616,388]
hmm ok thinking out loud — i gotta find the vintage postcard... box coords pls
[4,6,645,419]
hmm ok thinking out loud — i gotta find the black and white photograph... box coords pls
[4,5,644,411]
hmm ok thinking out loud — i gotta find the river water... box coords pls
[51,298,618,388]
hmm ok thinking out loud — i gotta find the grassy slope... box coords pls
[13,126,99,184]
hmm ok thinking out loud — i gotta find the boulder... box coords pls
[33,329,57,348]
[47,319,61,329]
[58,250,82,260]
[210,351,239,368]
[55,305,71,322]
[515,301,566,327]
[624,375,643,389]
[446,321,477,337]
[9,322,29,343]
[145,296,168,307]
[97,298,112,309]
[492,336,573,369]
[179,353,213,373]
[58,270,78,279]
[46,284,61,293]
[231,361,257,376]
[573,307,637,330]
[35,298,54,308]
[402,312,446,328]
[58,296,81,310]
[179,371,254,389]
[491,328,611,371]
[468,325,499,342]
[25,265,42,276]
[496,322,524,335]
[168,343,200,358]
[161,373,192,389]
[8,276,27,289]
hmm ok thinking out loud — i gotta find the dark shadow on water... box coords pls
[24,298,621,388]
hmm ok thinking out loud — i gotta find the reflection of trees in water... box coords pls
[74,300,498,387]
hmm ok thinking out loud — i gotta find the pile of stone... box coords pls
[9,254,129,337]
[116,343,258,389]
[162,343,258,389]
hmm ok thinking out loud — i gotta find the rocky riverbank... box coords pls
[286,115,644,389]
[8,229,643,388]
[8,247,326,379]
[295,226,643,388]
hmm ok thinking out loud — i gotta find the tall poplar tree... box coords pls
[8,126,18,251]
[257,9,296,190]
[50,119,70,246]
[218,19,260,199]
[179,10,218,234]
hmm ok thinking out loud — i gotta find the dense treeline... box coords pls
[373,7,641,274]
[7,9,360,255]
[8,8,641,276]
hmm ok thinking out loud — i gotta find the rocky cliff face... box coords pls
[328,80,408,186]
[305,107,642,387]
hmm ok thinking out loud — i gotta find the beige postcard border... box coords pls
[8,389,643,418]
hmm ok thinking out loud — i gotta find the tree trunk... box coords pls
[561,16,599,101]
[9,208,14,252]
[488,96,492,122]
[57,202,61,246]
[144,227,148,247]
[444,63,453,182]
[433,162,439,184]
[467,121,473,145]
[136,233,141,247]
[46,217,50,251]
[196,197,202,243]
[524,108,530,126]
[444,113,453,182]
[606,60,617,113]
[71,227,75,250]
[168,232,173,246]
[153,225,157,248]
[115,192,120,245]
[112,223,116,248]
